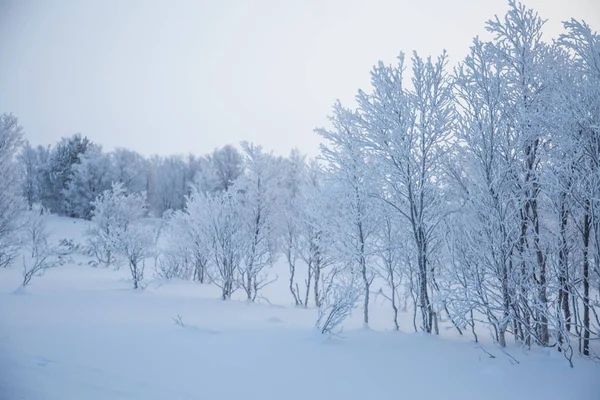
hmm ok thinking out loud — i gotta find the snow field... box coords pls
[0,217,598,400]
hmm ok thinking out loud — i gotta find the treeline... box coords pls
[18,134,245,218]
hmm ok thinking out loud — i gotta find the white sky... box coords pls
[1,0,599,157]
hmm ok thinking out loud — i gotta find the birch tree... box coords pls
[485,0,553,346]
[446,35,520,347]
[358,51,455,333]
[236,142,280,301]
[87,182,150,279]
[296,162,336,307]
[318,102,378,327]
[280,149,308,305]
[556,18,600,356]
[201,191,245,300]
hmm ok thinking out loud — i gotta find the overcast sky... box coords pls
[1,0,598,157]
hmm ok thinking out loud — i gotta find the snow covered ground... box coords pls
[0,217,598,400]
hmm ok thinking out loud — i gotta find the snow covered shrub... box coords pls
[236,142,281,301]
[155,211,193,280]
[201,191,245,300]
[87,183,153,288]
[22,205,68,286]
[155,252,191,280]
[86,182,145,268]
[316,268,361,336]
[156,203,211,282]
[113,222,154,289]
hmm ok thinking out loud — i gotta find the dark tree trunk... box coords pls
[582,201,591,356]
[558,196,571,332]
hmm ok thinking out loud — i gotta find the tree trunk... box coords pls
[558,197,571,331]
[499,258,510,347]
[532,196,549,346]
[582,202,591,356]
[288,256,300,306]
[418,228,431,333]
[314,260,321,308]
[358,221,369,328]
[246,271,253,301]
[390,270,399,331]
[304,270,312,308]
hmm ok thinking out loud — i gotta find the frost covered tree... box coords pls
[236,142,280,301]
[318,102,378,327]
[356,51,455,333]
[147,155,189,215]
[444,33,520,347]
[110,148,148,194]
[18,141,46,209]
[87,183,151,289]
[186,145,245,195]
[0,113,25,268]
[39,134,91,215]
[113,220,154,290]
[159,191,212,283]
[199,191,245,300]
[484,0,552,347]
[64,145,114,219]
[296,162,336,307]
[280,149,308,305]
[156,212,193,280]
[208,144,244,192]
[190,155,220,194]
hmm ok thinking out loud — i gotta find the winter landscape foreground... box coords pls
[0,217,598,400]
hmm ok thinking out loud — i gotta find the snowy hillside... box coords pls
[0,216,598,400]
